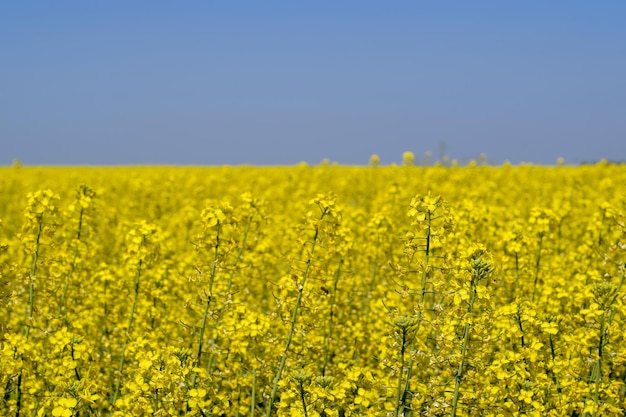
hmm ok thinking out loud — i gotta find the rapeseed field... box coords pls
[0,161,624,416]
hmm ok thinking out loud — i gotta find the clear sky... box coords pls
[1,1,625,166]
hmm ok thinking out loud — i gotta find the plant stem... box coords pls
[185,223,222,414]
[548,334,562,402]
[298,380,309,417]
[207,217,252,374]
[364,235,379,320]
[513,252,519,301]
[531,236,543,301]
[395,328,408,417]
[59,247,79,315]
[451,276,478,417]
[25,215,43,338]
[265,212,324,417]
[194,222,220,371]
[60,207,84,315]
[15,369,22,417]
[451,322,471,417]
[322,256,342,376]
[419,209,432,304]
[401,206,434,416]
[250,368,256,417]
[112,258,143,405]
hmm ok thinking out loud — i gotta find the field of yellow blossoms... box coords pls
[1,160,625,416]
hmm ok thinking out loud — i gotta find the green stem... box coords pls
[366,266,377,313]
[196,223,220,368]
[401,364,412,416]
[207,217,253,374]
[299,380,309,417]
[15,369,23,417]
[394,207,435,417]
[60,207,84,315]
[265,212,324,417]
[185,223,222,415]
[517,313,526,349]
[598,207,606,246]
[25,215,43,338]
[362,236,380,365]
[451,322,471,417]
[71,343,81,381]
[616,268,626,403]
[587,310,606,417]
[588,266,625,414]
[548,334,562,402]
[420,209,432,303]
[531,235,543,301]
[401,208,433,416]
[395,328,407,417]
[112,258,143,405]
[126,260,143,335]
[153,388,159,416]
[59,247,78,316]
[514,252,519,301]
[322,256,342,376]
[451,278,478,417]
[250,368,256,417]
[71,342,97,415]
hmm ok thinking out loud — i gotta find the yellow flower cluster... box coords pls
[0,162,624,416]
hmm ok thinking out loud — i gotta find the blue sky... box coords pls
[1,1,625,165]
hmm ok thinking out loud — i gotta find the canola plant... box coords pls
[0,162,625,416]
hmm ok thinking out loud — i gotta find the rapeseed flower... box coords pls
[0,163,624,415]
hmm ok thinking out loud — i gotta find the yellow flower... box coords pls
[519,389,533,404]
[52,397,77,417]
[540,321,558,335]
